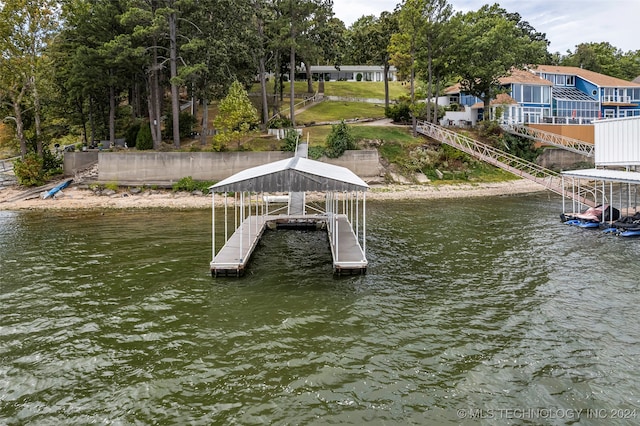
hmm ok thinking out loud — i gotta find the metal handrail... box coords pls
[501,123,594,157]
[416,121,598,207]
[268,92,320,123]
[0,156,19,172]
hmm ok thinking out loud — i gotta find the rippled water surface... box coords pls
[2,194,640,424]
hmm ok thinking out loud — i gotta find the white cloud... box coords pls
[332,0,640,53]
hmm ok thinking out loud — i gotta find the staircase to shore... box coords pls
[416,121,597,207]
[501,123,594,157]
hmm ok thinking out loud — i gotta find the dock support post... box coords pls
[212,192,215,262]
[363,191,366,258]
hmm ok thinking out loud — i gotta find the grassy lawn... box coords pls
[295,101,387,124]
[322,81,409,99]
[250,80,409,100]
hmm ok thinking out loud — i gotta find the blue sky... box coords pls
[333,0,639,54]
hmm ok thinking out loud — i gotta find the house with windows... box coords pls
[303,65,397,82]
[439,66,640,127]
[532,65,640,121]
[439,68,553,126]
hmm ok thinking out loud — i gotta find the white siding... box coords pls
[594,116,640,166]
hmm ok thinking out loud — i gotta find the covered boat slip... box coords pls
[209,151,368,277]
[560,168,640,227]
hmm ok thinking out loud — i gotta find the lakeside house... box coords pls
[302,65,398,83]
[438,66,640,127]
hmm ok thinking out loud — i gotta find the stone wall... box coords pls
[64,150,381,185]
[536,148,594,171]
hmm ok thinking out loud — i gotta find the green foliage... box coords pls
[379,141,406,164]
[500,133,542,163]
[213,80,259,150]
[325,121,356,158]
[13,153,45,187]
[385,102,412,123]
[308,145,325,160]
[268,116,293,129]
[12,147,63,187]
[560,42,640,81]
[449,4,549,118]
[439,143,471,164]
[166,111,197,139]
[135,124,153,150]
[479,120,503,145]
[296,101,385,124]
[281,129,300,152]
[42,147,63,176]
[479,121,542,162]
[172,176,215,194]
[104,182,119,191]
[125,122,142,148]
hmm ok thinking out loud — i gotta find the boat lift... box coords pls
[561,168,640,226]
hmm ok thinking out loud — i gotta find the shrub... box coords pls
[42,147,63,177]
[13,153,44,186]
[385,102,412,123]
[166,111,197,139]
[125,122,142,148]
[104,181,119,191]
[268,116,293,129]
[281,129,300,152]
[136,124,153,150]
[325,120,356,158]
[308,145,325,160]
[172,176,216,194]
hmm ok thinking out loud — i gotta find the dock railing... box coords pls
[501,123,594,157]
[416,121,599,207]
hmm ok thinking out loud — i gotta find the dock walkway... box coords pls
[211,214,367,277]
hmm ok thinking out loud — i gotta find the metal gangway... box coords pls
[416,121,598,207]
[0,156,18,188]
[501,123,594,157]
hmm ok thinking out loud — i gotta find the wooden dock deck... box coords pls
[210,214,367,277]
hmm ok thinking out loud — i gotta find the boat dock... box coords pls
[210,213,367,277]
[209,144,368,277]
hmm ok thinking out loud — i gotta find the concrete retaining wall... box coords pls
[537,148,594,171]
[63,151,98,177]
[65,150,381,184]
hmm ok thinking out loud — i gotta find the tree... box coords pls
[345,11,398,110]
[180,0,258,143]
[449,4,549,120]
[560,42,640,81]
[413,0,452,124]
[391,0,429,136]
[325,120,356,158]
[212,80,259,151]
[0,0,59,157]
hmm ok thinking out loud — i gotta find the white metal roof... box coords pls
[210,156,369,193]
[562,168,640,184]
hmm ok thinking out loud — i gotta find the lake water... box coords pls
[1,194,640,425]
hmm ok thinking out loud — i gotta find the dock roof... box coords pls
[210,156,369,193]
[562,168,640,184]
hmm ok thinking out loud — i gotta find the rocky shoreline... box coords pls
[0,179,546,211]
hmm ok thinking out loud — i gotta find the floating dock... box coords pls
[210,213,367,277]
[209,144,368,277]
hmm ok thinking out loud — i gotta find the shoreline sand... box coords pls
[0,179,546,211]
